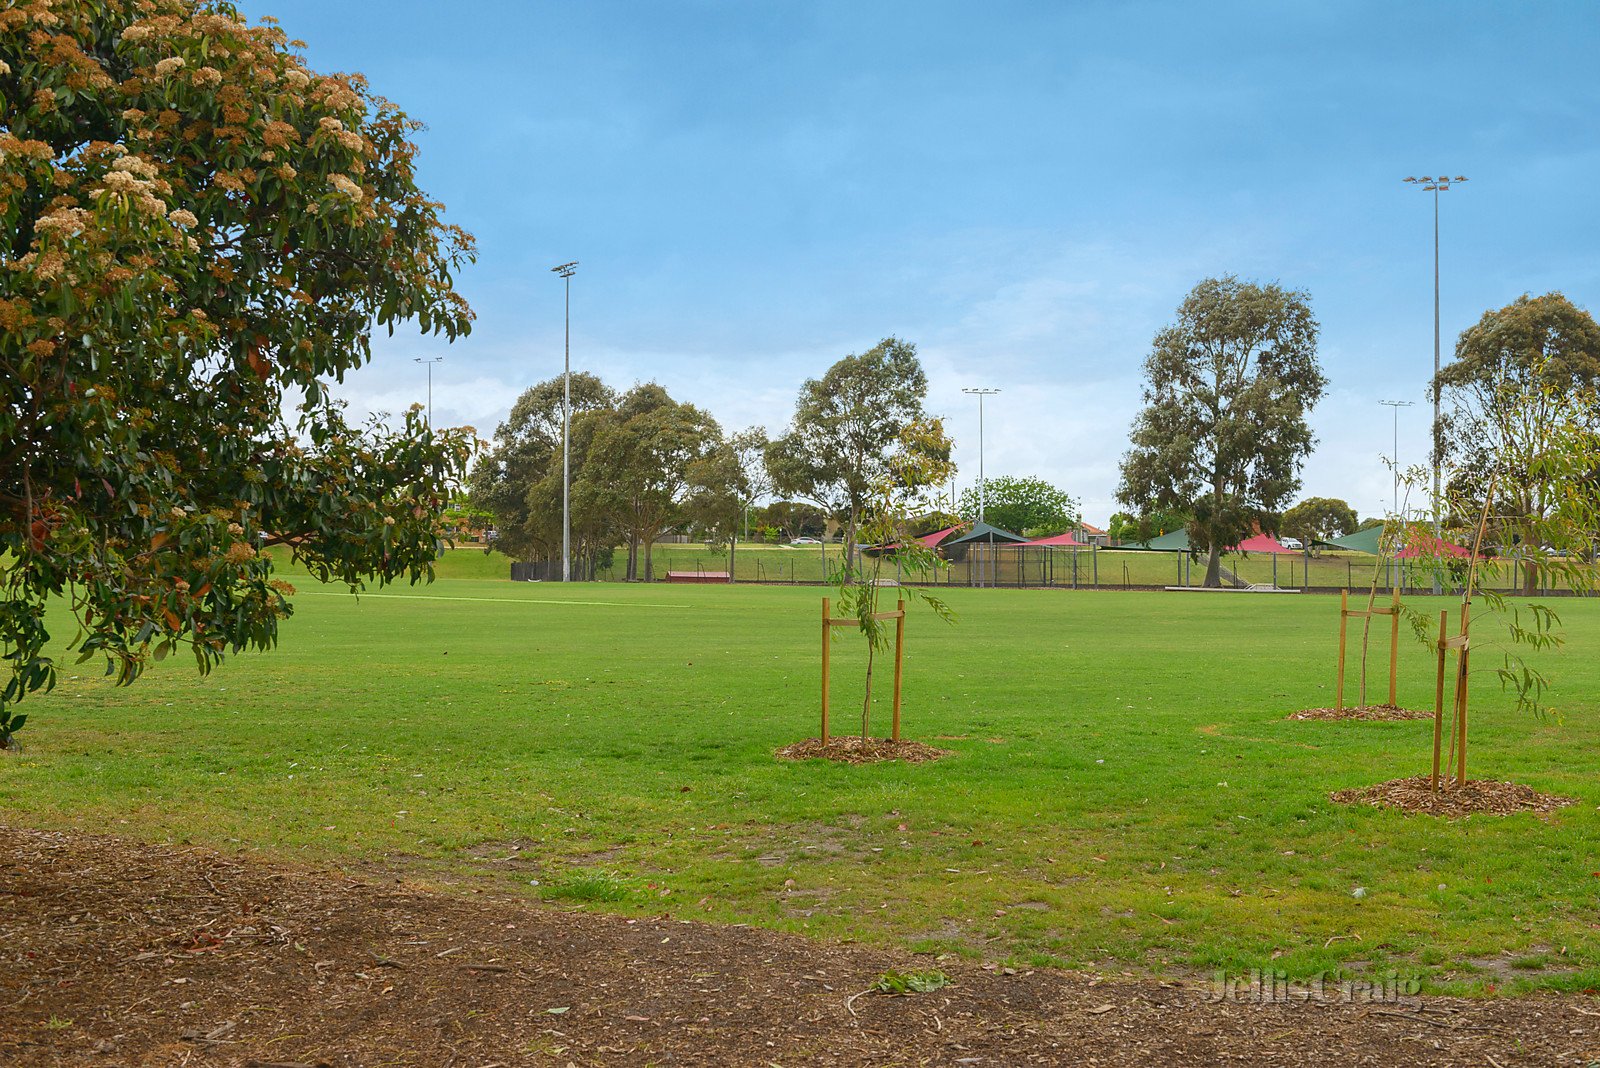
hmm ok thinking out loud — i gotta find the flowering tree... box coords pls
[0,0,478,747]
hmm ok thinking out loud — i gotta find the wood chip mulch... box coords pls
[775,736,950,764]
[1287,705,1434,721]
[1331,775,1576,816]
[4,824,1600,1066]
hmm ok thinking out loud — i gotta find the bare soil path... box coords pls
[3,825,1596,1066]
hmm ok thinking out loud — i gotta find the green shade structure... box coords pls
[941,521,1029,546]
[1113,528,1192,552]
[1321,527,1384,555]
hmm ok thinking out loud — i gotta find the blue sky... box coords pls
[244,0,1600,524]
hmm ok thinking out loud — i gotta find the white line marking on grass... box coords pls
[293,591,692,609]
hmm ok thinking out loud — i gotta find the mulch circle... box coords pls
[1287,705,1433,721]
[775,736,950,764]
[1331,775,1576,816]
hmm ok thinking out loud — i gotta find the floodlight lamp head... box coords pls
[550,261,579,277]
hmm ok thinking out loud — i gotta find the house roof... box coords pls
[1024,531,1093,547]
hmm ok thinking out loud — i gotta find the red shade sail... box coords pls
[1230,533,1301,555]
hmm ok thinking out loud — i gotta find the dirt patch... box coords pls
[1287,705,1433,721]
[775,736,950,764]
[1331,775,1576,816]
[3,826,1599,1066]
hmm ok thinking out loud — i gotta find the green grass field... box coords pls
[5,550,1598,994]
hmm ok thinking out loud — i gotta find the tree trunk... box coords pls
[1203,545,1223,587]
[846,504,859,578]
[1523,557,1538,596]
[626,535,638,581]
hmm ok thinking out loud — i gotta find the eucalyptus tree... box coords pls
[1118,277,1326,586]
[766,337,932,566]
[468,372,617,568]
[1435,292,1600,594]
[575,384,730,581]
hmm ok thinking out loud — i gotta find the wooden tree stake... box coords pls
[1455,601,1471,786]
[819,597,909,744]
[1335,589,1349,711]
[1334,587,1405,712]
[820,596,831,743]
[891,599,905,742]
[1387,587,1401,707]
[1432,610,1447,791]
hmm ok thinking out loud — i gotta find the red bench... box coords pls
[666,571,730,584]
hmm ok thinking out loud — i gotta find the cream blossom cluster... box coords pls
[167,208,199,229]
[193,65,222,87]
[120,23,152,41]
[282,67,310,89]
[327,173,363,201]
[111,154,158,178]
[153,56,185,77]
[32,206,91,240]
[91,154,174,220]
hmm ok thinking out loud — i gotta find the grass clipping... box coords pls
[1286,705,1433,722]
[775,737,949,765]
[1331,775,1574,816]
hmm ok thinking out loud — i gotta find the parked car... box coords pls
[790,537,822,545]
[1280,536,1304,550]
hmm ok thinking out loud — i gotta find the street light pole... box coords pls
[413,357,443,428]
[551,261,579,582]
[1404,175,1466,589]
[961,388,1000,523]
[1379,399,1414,516]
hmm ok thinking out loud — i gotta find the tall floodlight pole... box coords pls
[962,387,1000,589]
[414,356,443,427]
[1379,399,1414,516]
[551,261,579,582]
[1404,175,1466,591]
[961,388,1000,522]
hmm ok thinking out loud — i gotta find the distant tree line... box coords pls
[470,337,974,578]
